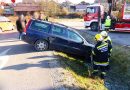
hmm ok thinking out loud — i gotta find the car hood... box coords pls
[84,41,95,48]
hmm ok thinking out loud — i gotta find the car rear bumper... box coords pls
[21,33,28,42]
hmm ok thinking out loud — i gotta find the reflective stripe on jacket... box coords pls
[94,61,109,66]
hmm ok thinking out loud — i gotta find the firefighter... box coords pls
[92,34,109,79]
[100,31,112,57]
[105,16,111,31]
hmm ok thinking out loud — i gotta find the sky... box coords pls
[0,0,95,4]
[55,0,95,4]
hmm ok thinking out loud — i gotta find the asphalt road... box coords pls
[0,31,54,90]
[84,30,130,46]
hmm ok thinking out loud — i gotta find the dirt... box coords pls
[48,52,81,90]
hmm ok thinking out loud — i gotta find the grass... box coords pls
[109,46,130,85]
[54,52,107,90]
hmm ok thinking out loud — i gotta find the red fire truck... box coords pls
[84,0,130,32]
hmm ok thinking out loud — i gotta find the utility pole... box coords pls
[98,6,101,32]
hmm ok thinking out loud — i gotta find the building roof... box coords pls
[14,3,41,11]
[75,5,87,9]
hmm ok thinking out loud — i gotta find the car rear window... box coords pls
[29,21,50,33]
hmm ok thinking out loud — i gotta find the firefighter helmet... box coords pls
[100,31,108,37]
[95,34,103,41]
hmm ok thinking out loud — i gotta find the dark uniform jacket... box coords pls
[107,0,112,3]
[16,19,23,33]
[93,41,109,63]
[16,19,27,33]
[104,36,112,54]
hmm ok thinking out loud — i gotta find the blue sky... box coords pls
[0,0,95,4]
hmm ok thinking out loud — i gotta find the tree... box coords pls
[39,0,70,17]
[61,1,72,7]
[79,1,89,5]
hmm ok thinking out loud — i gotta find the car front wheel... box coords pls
[34,40,48,51]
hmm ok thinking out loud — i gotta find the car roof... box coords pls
[0,16,10,22]
[31,19,81,34]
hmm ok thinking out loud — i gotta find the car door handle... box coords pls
[50,37,56,40]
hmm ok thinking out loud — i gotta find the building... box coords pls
[75,4,88,12]
[69,4,88,13]
[22,0,35,3]
[13,3,41,15]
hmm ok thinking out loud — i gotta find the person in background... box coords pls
[33,12,39,19]
[16,14,27,40]
[16,15,22,40]
[92,34,109,79]
[105,16,111,31]
[111,15,116,30]
[20,14,27,31]
[39,12,48,21]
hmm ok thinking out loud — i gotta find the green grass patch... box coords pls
[54,52,107,90]
[109,46,130,85]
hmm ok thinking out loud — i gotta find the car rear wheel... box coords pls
[12,25,15,30]
[0,27,3,32]
[90,23,98,31]
[34,40,48,51]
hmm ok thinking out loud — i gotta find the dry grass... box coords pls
[54,52,107,90]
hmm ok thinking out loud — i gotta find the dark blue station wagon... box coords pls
[22,19,93,59]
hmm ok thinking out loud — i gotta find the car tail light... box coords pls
[24,19,31,33]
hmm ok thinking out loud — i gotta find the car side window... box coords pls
[52,26,68,38]
[30,21,50,33]
[68,30,83,43]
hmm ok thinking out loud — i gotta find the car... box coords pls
[0,16,15,32]
[22,19,93,59]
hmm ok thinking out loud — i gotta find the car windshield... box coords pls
[124,4,130,15]
[86,7,97,14]
[0,16,10,22]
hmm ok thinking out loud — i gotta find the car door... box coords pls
[49,25,69,52]
[67,29,86,55]
[26,20,50,44]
